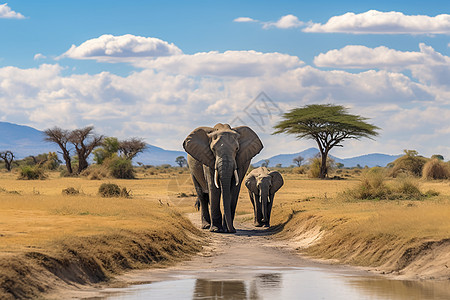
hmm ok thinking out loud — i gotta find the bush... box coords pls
[422,159,450,180]
[18,166,47,180]
[98,183,131,198]
[307,156,335,178]
[292,166,306,174]
[81,164,110,180]
[62,187,80,195]
[346,168,390,200]
[342,168,435,201]
[388,150,427,177]
[108,157,135,179]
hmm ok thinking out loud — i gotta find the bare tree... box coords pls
[293,155,304,167]
[119,138,147,160]
[69,126,103,173]
[44,127,73,174]
[0,151,14,171]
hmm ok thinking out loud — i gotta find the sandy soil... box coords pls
[51,212,378,299]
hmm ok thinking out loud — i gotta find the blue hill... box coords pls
[254,147,401,168]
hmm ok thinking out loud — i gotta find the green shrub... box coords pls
[98,183,131,198]
[107,157,135,179]
[18,166,47,180]
[422,159,450,180]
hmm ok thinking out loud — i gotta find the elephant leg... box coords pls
[248,190,257,224]
[254,193,264,227]
[264,194,275,227]
[192,175,211,229]
[205,167,222,232]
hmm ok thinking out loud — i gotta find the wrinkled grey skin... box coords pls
[245,167,284,227]
[183,123,263,233]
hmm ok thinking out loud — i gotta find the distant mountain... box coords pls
[0,122,59,158]
[0,121,186,166]
[254,147,401,168]
[0,122,401,168]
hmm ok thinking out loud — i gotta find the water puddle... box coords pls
[94,267,450,300]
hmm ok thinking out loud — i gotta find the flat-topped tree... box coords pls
[273,104,379,179]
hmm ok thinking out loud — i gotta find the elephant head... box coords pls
[245,167,284,227]
[183,123,263,232]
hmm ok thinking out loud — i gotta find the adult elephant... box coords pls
[183,123,263,233]
[245,167,284,227]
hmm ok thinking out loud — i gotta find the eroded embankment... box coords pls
[0,212,204,300]
[275,210,450,280]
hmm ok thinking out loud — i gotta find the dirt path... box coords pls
[106,213,371,284]
[50,212,375,299]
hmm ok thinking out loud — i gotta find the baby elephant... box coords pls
[245,167,284,227]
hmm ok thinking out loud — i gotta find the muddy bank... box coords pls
[276,210,450,281]
[0,214,204,300]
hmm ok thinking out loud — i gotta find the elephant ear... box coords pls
[183,127,215,168]
[244,173,258,194]
[233,126,263,167]
[269,171,284,194]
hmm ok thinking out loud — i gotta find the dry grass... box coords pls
[1,168,450,298]
[0,171,203,299]
[269,173,450,278]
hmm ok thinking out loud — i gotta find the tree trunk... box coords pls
[320,152,328,179]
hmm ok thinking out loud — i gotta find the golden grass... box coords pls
[1,169,450,298]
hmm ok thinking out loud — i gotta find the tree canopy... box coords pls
[273,104,379,178]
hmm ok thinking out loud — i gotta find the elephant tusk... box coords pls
[214,169,220,189]
[234,169,239,186]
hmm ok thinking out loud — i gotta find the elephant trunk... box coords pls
[216,157,236,233]
[260,187,270,225]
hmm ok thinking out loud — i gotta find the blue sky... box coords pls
[1,1,450,161]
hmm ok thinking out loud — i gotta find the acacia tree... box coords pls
[69,126,103,173]
[175,156,187,167]
[118,138,147,160]
[44,127,73,174]
[274,104,379,179]
[0,151,14,171]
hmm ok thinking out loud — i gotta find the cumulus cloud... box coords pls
[263,14,304,29]
[314,43,450,88]
[304,10,450,34]
[0,3,25,19]
[1,53,446,160]
[233,17,256,23]
[59,34,182,62]
[136,50,304,77]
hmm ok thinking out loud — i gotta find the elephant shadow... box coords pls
[193,279,253,300]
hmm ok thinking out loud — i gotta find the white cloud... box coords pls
[0,3,25,19]
[304,10,450,34]
[314,43,450,89]
[34,53,46,60]
[136,50,304,77]
[59,34,182,62]
[263,14,304,29]
[233,17,256,23]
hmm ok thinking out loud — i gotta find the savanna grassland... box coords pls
[1,167,450,299]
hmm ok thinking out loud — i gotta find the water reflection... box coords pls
[193,280,249,299]
[103,267,450,300]
[348,277,450,300]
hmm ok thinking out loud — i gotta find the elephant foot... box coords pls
[209,225,222,233]
[254,222,264,227]
[262,224,270,228]
[201,222,211,229]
